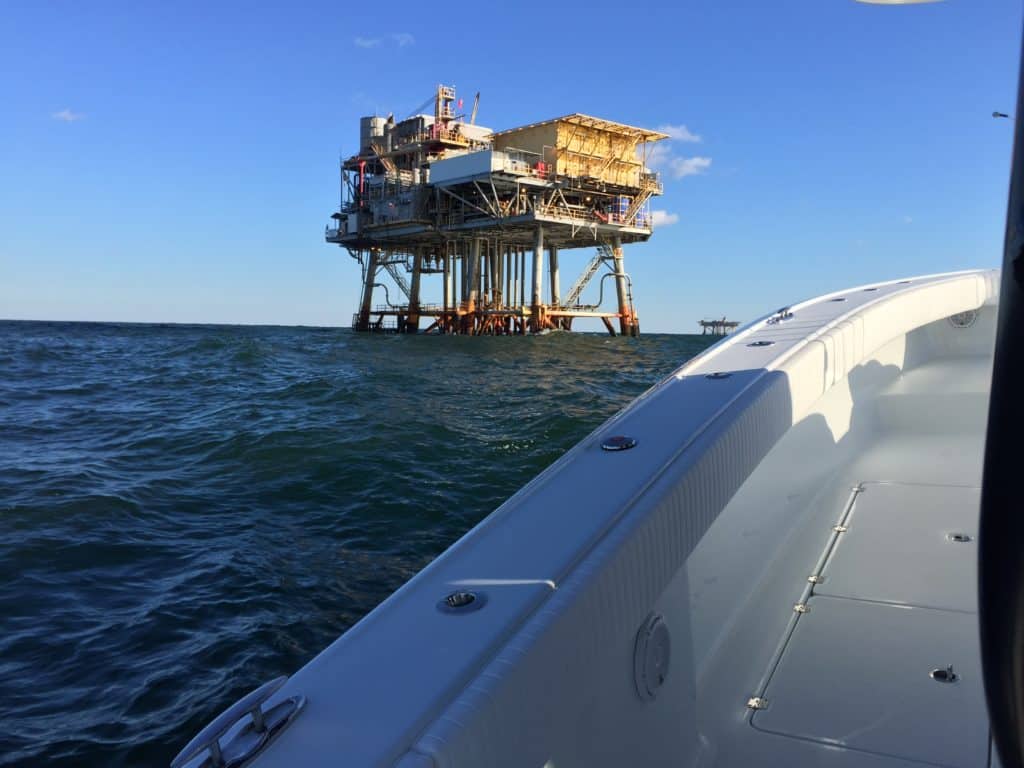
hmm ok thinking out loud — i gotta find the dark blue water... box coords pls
[0,321,713,767]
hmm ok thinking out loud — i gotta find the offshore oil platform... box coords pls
[325,85,667,336]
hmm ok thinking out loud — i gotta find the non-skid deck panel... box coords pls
[816,482,980,613]
[752,596,988,768]
[844,433,986,489]
[874,357,992,435]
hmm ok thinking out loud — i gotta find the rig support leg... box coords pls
[468,238,481,317]
[549,244,560,330]
[460,246,468,304]
[519,247,525,311]
[444,248,454,331]
[549,244,560,303]
[531,225,544,333]
[490,243,500,308]
[503,245,511,311]
[483,240,492,306]
[612,236,637,337]
[510,248,517,315]
[356,250,379,332]
[407,248,423,333]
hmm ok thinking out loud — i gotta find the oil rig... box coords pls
[326,85,667,336]
[698,318,740,336]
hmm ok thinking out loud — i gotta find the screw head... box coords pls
[446,591,475,608]
[438,590,486,613]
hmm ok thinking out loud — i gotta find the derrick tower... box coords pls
[325,85,667,336]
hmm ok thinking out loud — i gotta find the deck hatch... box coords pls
[816,482,980,613]
[751,596,987,768]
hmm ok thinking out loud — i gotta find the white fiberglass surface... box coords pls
[685,312,994,767]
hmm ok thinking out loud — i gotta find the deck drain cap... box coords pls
[601,435,637,452]
[634,614,671,701]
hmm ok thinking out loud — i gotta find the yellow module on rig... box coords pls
[325,85,668,336]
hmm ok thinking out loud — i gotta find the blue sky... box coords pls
[1,0,1020,332]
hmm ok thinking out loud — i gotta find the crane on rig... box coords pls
[404,87,481,124]
[403,93,436,120]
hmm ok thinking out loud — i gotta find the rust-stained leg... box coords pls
[611,236,637,337]
[549,244,560,307]
[531,226,544,333]
[356,249,379,332]
[407,248,423,333]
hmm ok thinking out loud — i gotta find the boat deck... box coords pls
[694,354,993,766]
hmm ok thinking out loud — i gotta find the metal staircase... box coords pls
[563,245,613,307]
[622,190,654,226]
[382,262,411,298]
[370,143,397,175]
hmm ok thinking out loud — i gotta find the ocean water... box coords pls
[0,320,714,767]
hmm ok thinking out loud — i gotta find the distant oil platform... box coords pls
[325,85,667,336]
[698,318,740,335]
